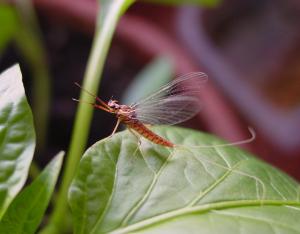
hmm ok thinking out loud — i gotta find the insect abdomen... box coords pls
[125,120,174,147]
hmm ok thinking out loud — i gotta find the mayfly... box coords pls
[73,72,255,148]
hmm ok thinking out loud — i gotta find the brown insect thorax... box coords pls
[107,99,136,122]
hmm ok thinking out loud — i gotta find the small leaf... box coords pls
[69,126,300,234]
[0,64,36,218]
[0,152,64,234]
[122,56,173,105]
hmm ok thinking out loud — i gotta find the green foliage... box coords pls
[122,56,173,105]
[0,65,36,218]
[1,0,299,233]
[0,152,64,234]
[0,64,64,233]
[0,5,19,52]
[69,126,300,234]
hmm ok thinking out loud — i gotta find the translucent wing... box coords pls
[132,72,207,125]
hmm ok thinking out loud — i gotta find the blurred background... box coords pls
[1,0,300,180]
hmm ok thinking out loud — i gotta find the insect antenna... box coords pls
[72,98,111,112]
[74,82,109,108]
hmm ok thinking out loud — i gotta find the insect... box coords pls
[74,72,255,148]
[73,72,207,147]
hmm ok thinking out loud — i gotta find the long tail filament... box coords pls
[176,127,256,149]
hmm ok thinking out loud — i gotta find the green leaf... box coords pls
[0,5,19,53]
[0,152,64,234]
[69,126,300,234]
[142,0,221,6]
[122,56,173,105]
[0,64,36,218]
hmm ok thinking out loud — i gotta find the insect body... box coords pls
[108,100,174,147]
[74,72,207,147]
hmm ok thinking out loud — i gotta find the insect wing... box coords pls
[133,72,207,125]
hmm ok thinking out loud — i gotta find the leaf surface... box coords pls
[69,126,300,234]
[0,152,64,234]
[0,64,36,218]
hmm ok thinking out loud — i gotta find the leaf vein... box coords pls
[213,209,300,233]
[119,147,175,226]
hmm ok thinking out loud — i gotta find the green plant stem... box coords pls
[40,1,135,233]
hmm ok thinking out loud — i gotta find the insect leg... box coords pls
[128,128,142,146]
[109,118,121,137]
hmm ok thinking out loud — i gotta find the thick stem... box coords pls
[40,1,135,233]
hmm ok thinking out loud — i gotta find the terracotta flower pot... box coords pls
[176,1,300,179]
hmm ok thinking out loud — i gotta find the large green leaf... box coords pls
[0,152,64,234]
[69,126,300,234]
[0,64,36,218]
